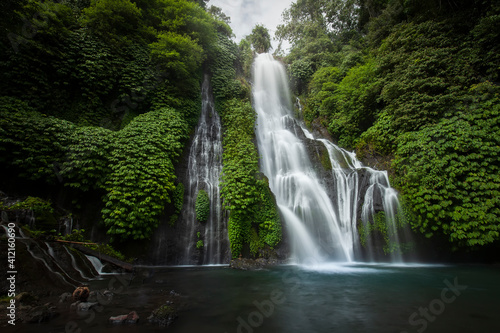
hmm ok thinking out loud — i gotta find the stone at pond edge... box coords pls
[229,258,280,270]
[109,311,139,324]
[15,292,38,305]
[148,304,178,327]
[59,292,73,303]
[19,304,59,323]
[88,289,114,303]
[72,286,90,302]
[70,301,99,312]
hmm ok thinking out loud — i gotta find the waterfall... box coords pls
[179,74,229,265]
[253,53,408,264]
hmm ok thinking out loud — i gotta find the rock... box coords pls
[75,302,98,312]
[20,304,58,323]
[59,292,73,303]
[87,289,113,304]
[109,311,139,324]
[148,304,178,327]
[72,286,90,302]
[229,258,280,270]
[15,292,38,305]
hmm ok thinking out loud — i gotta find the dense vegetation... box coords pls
[276,0,499,251]
[210,30,282,258]
[2,0,497,258]
[0,0,223,243]
[0,0,282,258]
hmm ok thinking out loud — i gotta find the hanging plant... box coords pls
[195,190,210,222]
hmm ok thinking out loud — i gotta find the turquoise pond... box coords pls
[12,263,500,333]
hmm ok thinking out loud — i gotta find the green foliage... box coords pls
[81,0,142,45]
[59,229,129,261]
[195,190,210,222]
[248,24,271,53]
[61,126,114,191]
[86,242,129,262]
[358,211,389,248]
[281,0,500,251]
[220,99,259,257]
[169,182,184,226]
[254,179,282,248]
[218,98,282,258]
[102,107,189,241]
[377,21,475,134]
[358,205,411,255]
[220,99,259,214]
[0,97,75,182]
[327,59,380,148]
[0,97,192,242]
[210,33,248,102]
[0,0,244,247]
[60,229,87,242]
[150,32,204,80]
[303,66,342,124]
[1,196,54,214]
[196,239,204,249]
[237,39,254,79]
[394,83,500,247]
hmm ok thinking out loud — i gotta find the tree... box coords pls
[248,24,271,54]
[80,0,143,45]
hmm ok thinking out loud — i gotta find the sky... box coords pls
[207,0,295,51]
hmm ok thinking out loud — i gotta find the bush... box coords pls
[195,190,210,222]
[393,83,500,247]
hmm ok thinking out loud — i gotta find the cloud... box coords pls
[208,0,293,51]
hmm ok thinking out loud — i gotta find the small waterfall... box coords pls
[85,255,115,275]
[179,74,229,265]
[25,242,79,287]
[253,53,408,263]
[45,242,56,259]
[63,246,93,280]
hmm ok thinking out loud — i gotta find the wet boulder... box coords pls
[19,303,58,323]
[109,311,139,324]
[72,286,90,302]
[148,303,178,327]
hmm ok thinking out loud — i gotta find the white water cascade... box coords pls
[253,53,407,264]
[180,74,229,264]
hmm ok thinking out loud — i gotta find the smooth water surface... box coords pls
[15,264,500,333]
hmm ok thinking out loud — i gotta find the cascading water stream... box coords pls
[180,74,229,265]
[253,53,408,264]
[253,54,355,263]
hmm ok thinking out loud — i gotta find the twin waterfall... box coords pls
[253,53,406,264]
[154,54,408,265]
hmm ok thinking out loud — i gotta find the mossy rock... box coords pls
[148,303,178,327]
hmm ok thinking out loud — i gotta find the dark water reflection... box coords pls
[13,263,500,333]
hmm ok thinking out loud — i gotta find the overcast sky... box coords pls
[207,0,294,51]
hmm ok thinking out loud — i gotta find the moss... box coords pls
[152,304,177,318]
[319,148,333,171]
